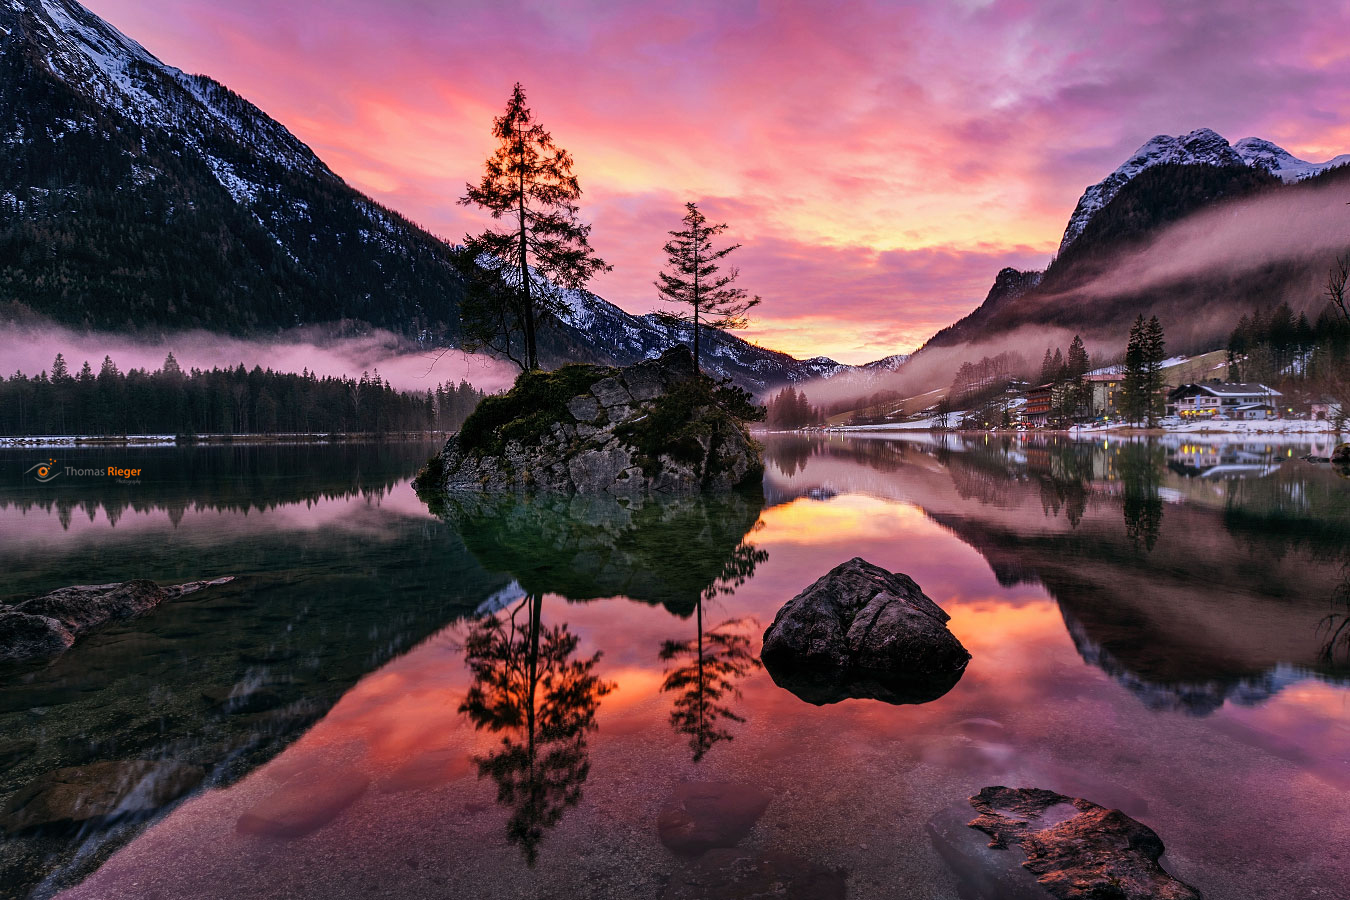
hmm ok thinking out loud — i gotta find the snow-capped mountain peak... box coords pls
[1232,136,1350,183]
[2,0,333,181]
[1058,128,1244,253]
[1059,129,1350,254]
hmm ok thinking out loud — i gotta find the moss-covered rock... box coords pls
[416,346,765,495]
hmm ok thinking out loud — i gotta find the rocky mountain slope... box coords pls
[0,0,881,393]
[1059,128,1350,252]
[924,137,1350,357]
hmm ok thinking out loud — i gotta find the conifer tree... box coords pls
[1142,316,1166,427]
[1120,315,1147,425]
[51,353,69,382]
[1039,348,1055,384]
[655,202,760,373]
[1066,335,1089,380]
[459,83,608,371]
[1065,335,1090,419]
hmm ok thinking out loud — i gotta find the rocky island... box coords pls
[414,346,765,496]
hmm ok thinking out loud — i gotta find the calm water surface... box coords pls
[1,435,1348,899]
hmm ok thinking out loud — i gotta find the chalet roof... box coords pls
[1169,381,1282,399]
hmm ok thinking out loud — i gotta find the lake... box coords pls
[1,435,1347,900]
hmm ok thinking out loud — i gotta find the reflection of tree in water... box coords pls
[658,537,767,761]
[459,594,615,865]
[1319,561,1350,668]
[1119,443,1165,551]
[762,434,822,477]
[1034,441,1094,528]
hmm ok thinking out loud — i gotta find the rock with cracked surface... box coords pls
[421,346,763,495]
[967,786,1201,900]
[761,558,969,705]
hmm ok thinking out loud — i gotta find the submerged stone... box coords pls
[235,768,370,839]
[967,786,1201,900]
[0,760,204,834]
[761,558,970,705]
[0,578,234,662]
[662,848,847,900]
[657,781,772,856]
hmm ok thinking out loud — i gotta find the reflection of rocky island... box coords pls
[762,434,1350,714]
[433,490,765,617]
[460,595,614,865]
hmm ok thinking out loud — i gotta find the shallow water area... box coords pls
[0,434,1347,900]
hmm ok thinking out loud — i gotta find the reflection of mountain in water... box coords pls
[1064,616,1328,715]
[762,434,1350,715]
[0,466,503,898]
[433,490,766,617]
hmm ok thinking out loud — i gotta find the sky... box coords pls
[83,0,1350,364]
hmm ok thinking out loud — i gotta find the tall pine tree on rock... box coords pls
[458,83,609,371]
[655,203,760,373]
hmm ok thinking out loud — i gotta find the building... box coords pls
[1166,382,1281,419]
[1311,398,1344,422]
[1086,373,1121,420]
[1024,383,1054,425]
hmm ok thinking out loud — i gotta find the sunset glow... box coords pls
[82,0,1350,362]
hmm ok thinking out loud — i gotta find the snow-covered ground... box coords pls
[1071,418,1342,436]
[817,416,1344,438]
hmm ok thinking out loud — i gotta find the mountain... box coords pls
[1058,128,1350,252]
[0,0,471,336]
[0,0,878,394]
[1233,137,1350,184]
[924,130,1350,358]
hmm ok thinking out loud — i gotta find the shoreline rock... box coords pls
[416,346,764,496]
[967,786,1201,900]
[0,578,233,662]
[761,558,970,705]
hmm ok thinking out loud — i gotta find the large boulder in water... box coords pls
[967,786,1201,900]
[761,558,970,705]
[415,346,764,496]
[0,578,232,662]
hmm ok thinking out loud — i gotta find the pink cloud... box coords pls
[81,0,1350,362]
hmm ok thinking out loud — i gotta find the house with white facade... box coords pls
[1166,382,1281,420]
